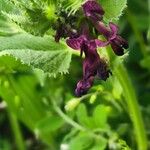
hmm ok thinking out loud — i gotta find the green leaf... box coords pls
[69,132,94,150]
[99,0,127,22]
[91,138,107,150]
[0,0,13,12]
[1,0,55,35]
[76,104,110,129]
[93,105,109,129]
[0,33,65,51]
[0,18,22,36]
[0,34,72,76]
[2,11,51,36]
[0,72,64,146]
[76,104,89,127]
[0,54,29,73]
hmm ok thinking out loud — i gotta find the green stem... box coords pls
[52,100,85,131]
[115,63,148,150]
[8,111,25,150]
[52,100,107,141]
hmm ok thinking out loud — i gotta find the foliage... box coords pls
[0,0,149,150]
[0,34,72,76]
[99,0,127,22]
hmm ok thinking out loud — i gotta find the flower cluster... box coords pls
[55,0,128,97]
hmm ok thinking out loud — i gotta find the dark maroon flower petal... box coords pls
[93,21,111,38]
[110,41,124,56]
[81,41,100,78]
[97,58,112,80]
[93,21,128,56]
[83,51,99,79]
[82,0,104,21]
[95,39,109,47]
[66,35,86,50]
[75,76,94,97]
[115,35,128,49]
[110,35,128,56]
[109,22,119,39]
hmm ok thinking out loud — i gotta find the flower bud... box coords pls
[65,98,80,111]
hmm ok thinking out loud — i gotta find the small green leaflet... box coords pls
[0,34,72,76]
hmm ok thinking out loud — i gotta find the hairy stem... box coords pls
[115,63,148,150]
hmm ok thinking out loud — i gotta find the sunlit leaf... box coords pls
[69,132,94,150]
[93,105,109,129]
[99,0,127,22]
[0,34,72,76]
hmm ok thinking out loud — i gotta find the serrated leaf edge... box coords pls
[0,50,72,77]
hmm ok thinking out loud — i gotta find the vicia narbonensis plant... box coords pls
[55,0,128,97]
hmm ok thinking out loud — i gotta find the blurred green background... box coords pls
[0,0,150,150]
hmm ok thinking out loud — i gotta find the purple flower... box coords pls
[94,22,128,56]
[67,32,110,96]
[75,76,94,97]
[82,0,128,56]
[82,0,104,21]
[53,0,128,97]
[97,58,112,81]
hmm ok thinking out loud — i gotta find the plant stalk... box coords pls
[115,63,148,150]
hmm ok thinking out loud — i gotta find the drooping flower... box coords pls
[92,21,128,56]
[53,0,128,97]
[82,0,128,56]
[75,76,94,97]
[82,0,104,21]
[67,27,110,96]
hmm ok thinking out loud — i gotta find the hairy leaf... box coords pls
[0,34,72,76]
[0,54,29,73]
[99,0,127,22]
[1,0,56,35]
[0,17,22,36]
